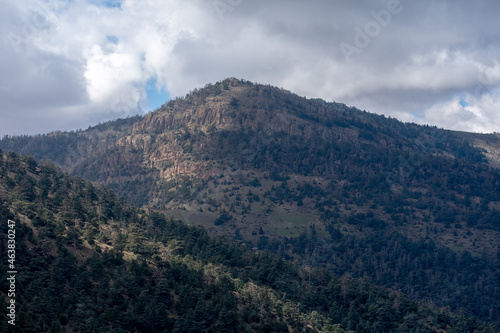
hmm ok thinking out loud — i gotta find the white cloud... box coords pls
[1,0,500,135]
[85,45,142,102]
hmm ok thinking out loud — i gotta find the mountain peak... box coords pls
[221,76,249,86]
[139,77,349,137]
[1,78,500,329]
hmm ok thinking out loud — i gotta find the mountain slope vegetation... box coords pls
[3,152,498,332]
[1,78,500,327]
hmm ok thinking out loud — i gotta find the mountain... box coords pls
[3,152,498,332]
[2,78,500,326]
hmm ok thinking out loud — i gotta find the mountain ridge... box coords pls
[4,78,500,169]
[1,78,500,325]
[1,78,500,249]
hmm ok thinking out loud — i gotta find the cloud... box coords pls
[413,90,500,133]
[1,0,500,135]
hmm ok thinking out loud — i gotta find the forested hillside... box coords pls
[1,151,498,332]
[1,78,500,328]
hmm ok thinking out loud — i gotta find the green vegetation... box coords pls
[1,152,498,332]
[1,78,500,330]
[213,211,233,226]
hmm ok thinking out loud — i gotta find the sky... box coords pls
[1,0,500,136]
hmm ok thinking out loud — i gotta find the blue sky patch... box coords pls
[103,0,121,8]
[87,0,122,9]
[146,78,170,111]
[106,35,118,44]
